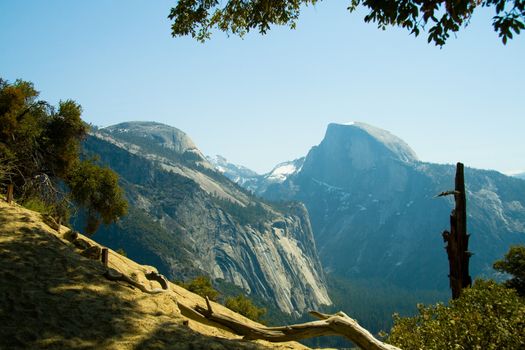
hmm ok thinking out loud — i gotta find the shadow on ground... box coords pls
[135,322,264,350]
[0,204,269,349]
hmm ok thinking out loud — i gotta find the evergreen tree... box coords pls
[225,294,266,322]
[68,159,127,234]
[493,245,525,296]
[181,276,220,301]
[0,78,127,234]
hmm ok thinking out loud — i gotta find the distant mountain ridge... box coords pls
[80,120,524,313]
[207,155,304,194]
[511,172,525,180]
[206,155,260,190]
[79,122,331,314]
[225,122,525,292]
[105,121,205,158]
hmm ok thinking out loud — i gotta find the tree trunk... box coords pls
[442,162,472,299]
[183,297,401,350]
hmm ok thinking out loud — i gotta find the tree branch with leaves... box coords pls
[169,0,524,45]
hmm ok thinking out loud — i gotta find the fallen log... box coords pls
[193,297,401,350]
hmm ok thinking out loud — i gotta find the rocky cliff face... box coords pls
[81,122,331,314]
[261,122,525,291]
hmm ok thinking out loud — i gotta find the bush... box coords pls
[388,279,525,350]
[20,194,69,222]
[67,159,127,234]
[225,294,266,323]
[21,197,53,214]
[181,276,220,301]
[0,78,127,234]
[493,245,525,296]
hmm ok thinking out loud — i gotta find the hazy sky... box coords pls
[1,1,524,174]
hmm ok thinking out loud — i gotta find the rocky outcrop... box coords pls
[82,122,331,314]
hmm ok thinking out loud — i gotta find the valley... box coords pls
[78,122,331,316]
[78,121,525,340]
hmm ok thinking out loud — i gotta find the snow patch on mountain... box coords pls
[266,158,305,184]
[206,155,262,191]
[267,162,300,182]
[207,155,259,178]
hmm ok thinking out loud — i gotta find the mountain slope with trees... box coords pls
[79,122,331,315]
[252,122,525,293]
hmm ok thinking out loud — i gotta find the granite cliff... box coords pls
[249,122,525,291]
[79,122,331,315]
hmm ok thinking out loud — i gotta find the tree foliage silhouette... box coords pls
[169,0,524,45]
[0,78,127,234]
[493,245,525,296]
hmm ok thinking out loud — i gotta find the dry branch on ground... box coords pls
[189,297,401,350]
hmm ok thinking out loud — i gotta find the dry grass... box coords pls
[0,197,308,350]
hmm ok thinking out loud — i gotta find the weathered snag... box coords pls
[190,297,401,350]
[441,162,472,299]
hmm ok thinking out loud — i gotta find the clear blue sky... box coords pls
[1,1,524,174]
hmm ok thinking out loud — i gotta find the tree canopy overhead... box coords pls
[169,0,524,45]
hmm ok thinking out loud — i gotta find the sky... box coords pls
[1,1,524,174]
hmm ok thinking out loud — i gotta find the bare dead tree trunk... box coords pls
[181,297,402,350]
[442,162,472,299]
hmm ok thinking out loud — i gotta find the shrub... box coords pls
[181,276,219,301]
[388,279,525,350]
[493,245,525,296]
[67,159,127,234]
[225,294,266,323]
[21,197,52,214]
[0,78,127,234]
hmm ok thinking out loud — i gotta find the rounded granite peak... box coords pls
[104,121,200,156]
[326,122,419,163]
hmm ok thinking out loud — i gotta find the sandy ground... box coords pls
[0,197,309,350]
